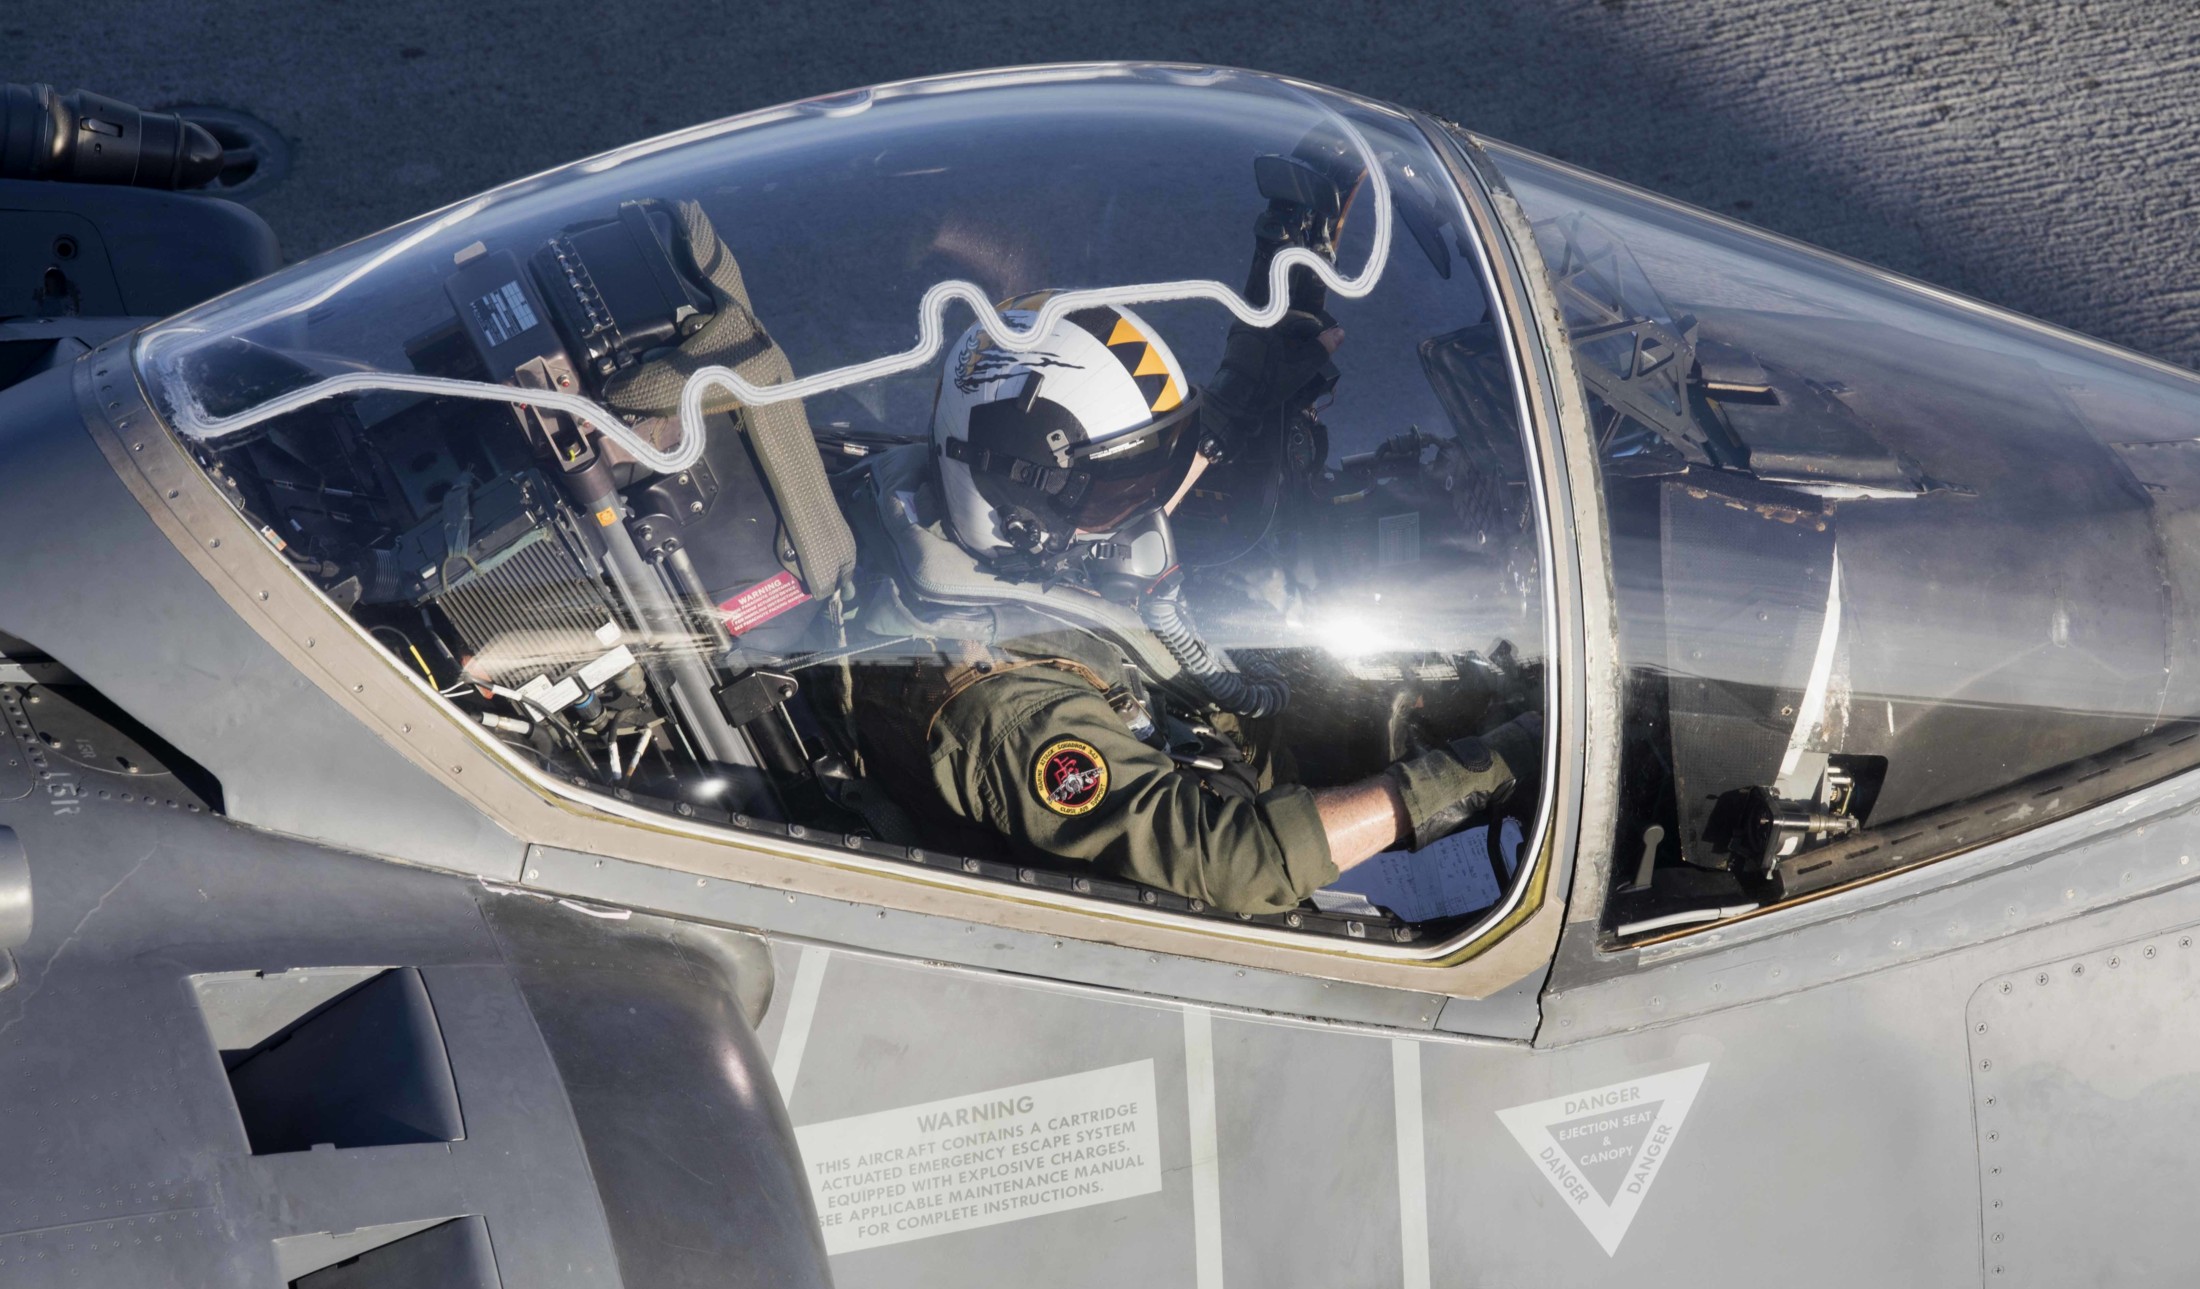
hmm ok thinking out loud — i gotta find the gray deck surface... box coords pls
[8,2,2200,365]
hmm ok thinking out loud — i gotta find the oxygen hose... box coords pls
[1139,589,1289,718]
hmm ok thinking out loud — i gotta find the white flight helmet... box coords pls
[933,292,1202,562]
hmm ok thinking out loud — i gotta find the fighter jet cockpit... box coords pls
[131,67,1551,950]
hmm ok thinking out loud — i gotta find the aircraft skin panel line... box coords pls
[1392,1037,1432,1289]
[1184,1005,1225,1289]
[771,944,832,1103]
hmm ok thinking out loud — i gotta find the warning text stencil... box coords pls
[796,1059,1162,1255]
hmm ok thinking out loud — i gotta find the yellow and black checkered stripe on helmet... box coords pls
[1068,307,1185,414]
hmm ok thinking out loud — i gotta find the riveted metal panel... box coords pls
[526,844,1458,1032]
[1968,923,2200,1286]
[0,690,29,805]
[4,356,525,876]
[1545,769,2200,1043]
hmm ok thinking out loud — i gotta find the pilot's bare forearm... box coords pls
[1315,777,1412,873]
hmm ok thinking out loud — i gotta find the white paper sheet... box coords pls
[1316,817,1522,923]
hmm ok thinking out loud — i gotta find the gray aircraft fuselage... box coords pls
[3,66,2197,1289]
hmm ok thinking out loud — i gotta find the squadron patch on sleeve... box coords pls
[1034,738,1109,816]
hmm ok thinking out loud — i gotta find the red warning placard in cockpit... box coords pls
[718,570,810,636]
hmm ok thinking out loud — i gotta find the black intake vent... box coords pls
[196,966,464,1155]
[290,1216,500,1288]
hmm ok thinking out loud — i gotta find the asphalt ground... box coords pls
[10,2,2200,366]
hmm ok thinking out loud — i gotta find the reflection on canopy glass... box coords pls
[1481,140,2200,938]
[136,68,1550,948]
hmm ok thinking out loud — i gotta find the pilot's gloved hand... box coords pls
[1385,710,1543,851]
[1201,309,1343,460]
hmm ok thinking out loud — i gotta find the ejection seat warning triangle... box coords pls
[1495,1063,1709,1256]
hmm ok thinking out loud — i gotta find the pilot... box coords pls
[848,297,1539,915]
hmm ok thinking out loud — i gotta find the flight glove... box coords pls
[1385,710,1543,851]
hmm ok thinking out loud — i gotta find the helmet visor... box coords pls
[1066,394,1204,533]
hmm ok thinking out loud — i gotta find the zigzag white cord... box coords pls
[151,107,1393,481]
[171,369,709,474]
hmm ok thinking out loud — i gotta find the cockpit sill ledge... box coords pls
[519,844,1533,1038]
[1540,760,2200,1044]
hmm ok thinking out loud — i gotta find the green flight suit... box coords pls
[852,628,1337,915]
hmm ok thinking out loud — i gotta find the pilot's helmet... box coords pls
[932,292,1202,560]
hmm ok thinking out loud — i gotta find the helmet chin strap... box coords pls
[988,500,1170,587]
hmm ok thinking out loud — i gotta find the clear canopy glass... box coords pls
[1479,139,2200,937]
[134,67,1548,943]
